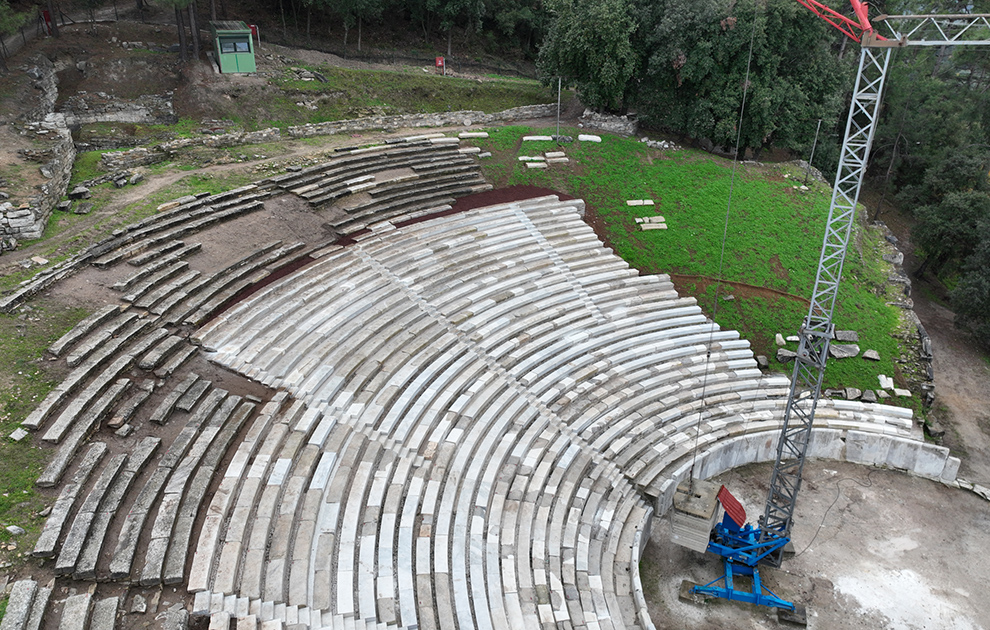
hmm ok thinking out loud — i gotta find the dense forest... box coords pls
[2,0,990,343]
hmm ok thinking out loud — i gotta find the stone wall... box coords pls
[61,91,177,127]
[287,104,557,139]
[579,109,637,136]
[98,103,558,170]
[1,57,76,244]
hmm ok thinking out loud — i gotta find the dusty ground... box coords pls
[644,460,990,630]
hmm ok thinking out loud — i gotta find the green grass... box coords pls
[263,65,564,127]
[0,303,91,558]
[475,126,911,394]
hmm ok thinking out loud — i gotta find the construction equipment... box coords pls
[674,1,990,623]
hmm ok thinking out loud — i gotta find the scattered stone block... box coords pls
[114,178,128,189]
[458,132,488,139]
[641,223,667,230]
[877,389,890,399]
[526,162,548,169]
[57,200,72,212]
[115,424,134,437]
[69,186,91,200]
[829,344,860,359]
[861,389,877,403]
[578,134,602,142]
[6,525,25,536]
[129,173,144,185]
[523,135,553,141]
[835,330,859,342]
[546,157,569,164]
[755,355,769,369]
[545,151,565,158]
[477,152,492,158]
[73,203,93,215]
[862,349,880,361]
[777,348,797,363]
[131,594,147,614]
[878,374,894,389]
[30,256,48,265]
[844,387,862,400]
[786,335,799,343]
[893,388,912,397]
[518,156,545,162]
[9,427,28,441]
[775,333,786,346]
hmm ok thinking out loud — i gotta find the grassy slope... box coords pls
[475,126,906,396]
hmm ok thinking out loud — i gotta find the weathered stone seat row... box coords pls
[276,145,450,197]
[92,194,270,269]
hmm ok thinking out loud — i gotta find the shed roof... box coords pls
[210,20,250,32]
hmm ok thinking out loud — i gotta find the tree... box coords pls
[0,0,28,71]
[913,190,990,277]
[633,0,845,156]
[427,0,485,57]
[951,217,990,343]
[537,0,639,112]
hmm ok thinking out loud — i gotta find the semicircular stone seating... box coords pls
[190,195,955,630]
[8,134,957,630]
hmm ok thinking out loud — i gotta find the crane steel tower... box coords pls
[680,1,990,620]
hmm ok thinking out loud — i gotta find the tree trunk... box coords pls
[175,6,188,62]
[279,0,286,38]
[188,2,200,60]
[306,5,311,43]
[219,0,227,20]
[210,0,216,22]
[446,27,452,58]
[343,21,349,47]
[47,0,59,37]
[358,16,362,52]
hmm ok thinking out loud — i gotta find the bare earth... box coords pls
[644,460,990,630]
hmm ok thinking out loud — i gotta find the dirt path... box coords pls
[876,207,990,485]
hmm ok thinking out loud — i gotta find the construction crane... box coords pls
[673,1,990,623]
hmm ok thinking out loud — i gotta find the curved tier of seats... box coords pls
[193,195,948,629]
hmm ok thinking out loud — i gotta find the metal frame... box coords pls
[686,6,990,611]
[757,10,990,566]
[758,46,891,565]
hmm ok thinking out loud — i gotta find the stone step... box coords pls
[113,242,202,292]
[164,399,257,585]
[58,592,92,630]
[127,239,187,266]
[47,304,121,358]
[140,390,236,585]
[37,375,133,487]
[54,453,129,574]
[34,443,108,558]
[0,580,38,630]
[187,393,288,593]
[149,371,202,425]
[74,437,161,580]
[109,388,226,580]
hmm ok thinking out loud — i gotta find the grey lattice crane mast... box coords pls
[673,1,990,621]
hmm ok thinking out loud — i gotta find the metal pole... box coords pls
[556,76,561,140]
[804,119,822,185]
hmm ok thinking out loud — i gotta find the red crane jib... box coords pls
[795,0,887,43]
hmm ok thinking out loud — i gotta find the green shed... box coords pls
[210,21,256,74]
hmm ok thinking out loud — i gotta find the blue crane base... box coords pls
[680,515,808,625]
